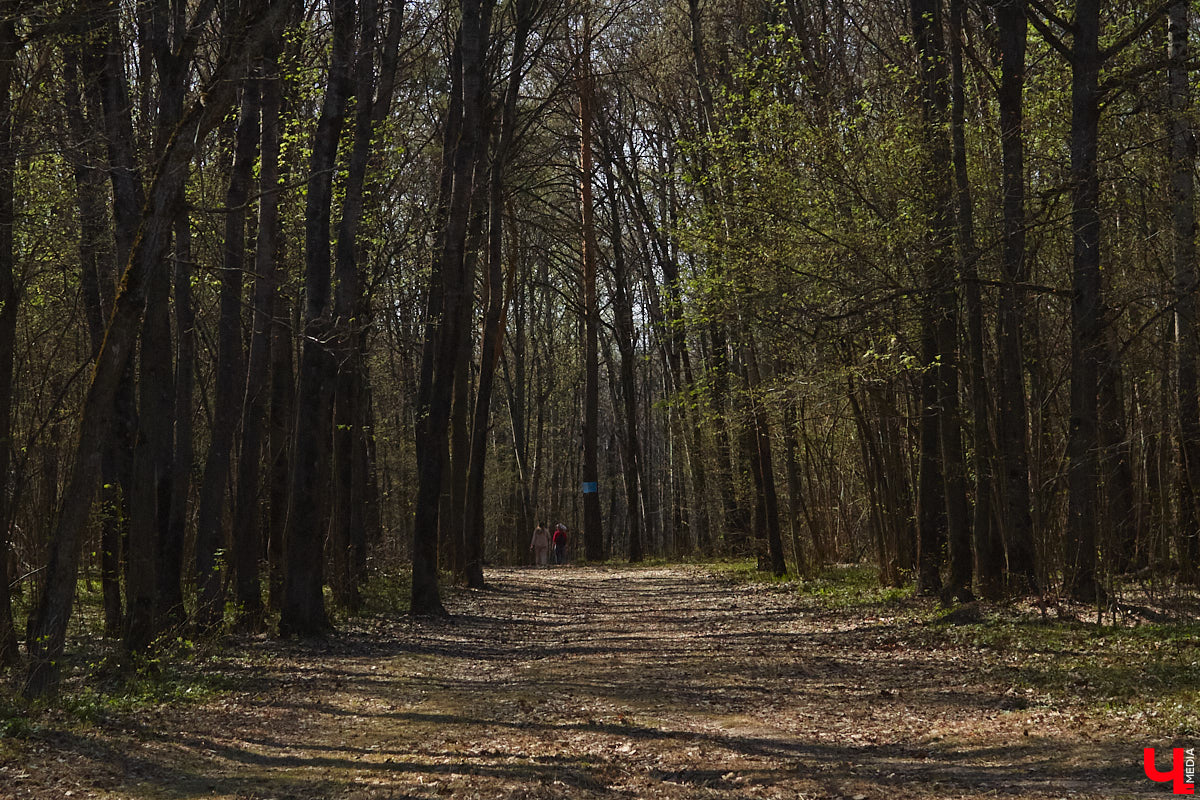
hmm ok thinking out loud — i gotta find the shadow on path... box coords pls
[3,566,1166,799]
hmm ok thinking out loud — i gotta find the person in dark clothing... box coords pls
[552,523,568,565]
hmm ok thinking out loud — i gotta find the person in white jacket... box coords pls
[530,523,550,567]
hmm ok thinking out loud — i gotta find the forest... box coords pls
[0,0,1198,760]
[2,0,1200,795]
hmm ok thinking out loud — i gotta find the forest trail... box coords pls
[3,566,1162,799]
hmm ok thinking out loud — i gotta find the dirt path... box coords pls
[2,566,1165,798]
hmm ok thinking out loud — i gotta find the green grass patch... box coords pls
[61,639,244,718]
[792,563,914,608]
[0,690,32,739]
[56,669,225,724]
[931,614,1200,735]
[358,568,413,616]
[694,559,919,607]
[694,557,765,581]
[0,639,244,742]
[592,554,793,583]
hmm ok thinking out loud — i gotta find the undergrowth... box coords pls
[696,558,1200,736]
[700,559,916,608]
[0,637,247,744]
[1,565,425,743]
[6,560,1197,745]
[932,615,1200,736]
[793,563,914,608]
[58,648,239,722]
[356,568,414,616]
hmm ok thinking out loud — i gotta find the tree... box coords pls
[578,9,604,563]
[196,74,258,634]
[23,0,284,697]
[281,0,356,637]
[948,0,1000,600]
[411,0,493,614]
[994,0,1038,594]
[0,0,20,667]
[232,20,286,631]
[1168,0,1200,582]
[462,0,539,586]
[125,0,194,651]
[602,160,644,563]
[910,0,972,601]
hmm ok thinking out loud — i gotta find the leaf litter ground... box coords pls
[0,565,1190,799]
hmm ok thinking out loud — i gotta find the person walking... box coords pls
[530,522,550,567]
[552,523,569,565]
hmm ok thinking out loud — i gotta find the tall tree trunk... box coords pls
[65,41,123,633]
[197,78,259,632]
[782,405,808,577]
[0,4,18,667]
[446,199,485,576]
[688,0,748,555]
[933,63,973,601]
[463,0,534,586]
[447,312,473,576]
[1169,0,1200,583]
[281,0,356,636]
[126,244,175,653]
[91,9,145,640]
[411,0,491,614]
[709,321,747,552]
[267,25,299,614]
[912,0,969,597]
[738,351,768,570]
[949,0,999,600]
[604,168,643,563]
[331,0,403,609]
[23,0,280,696]
[995,0,1038,594]
[446,200,486,575]
[411,27,460,610]
[267,283,294,612]
[743,340,786,577]
[579,13,603,562]
[126,0,190,653]
[330,0,378,611]
[447,200,487,576]
[163,199,193,630]
[1066,0,1103,603]
[232,32,284,630]
[1099,328,1138,576]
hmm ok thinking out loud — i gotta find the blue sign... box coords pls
[582,481,598,494]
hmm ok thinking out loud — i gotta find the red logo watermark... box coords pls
[1145,748,1196,794]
